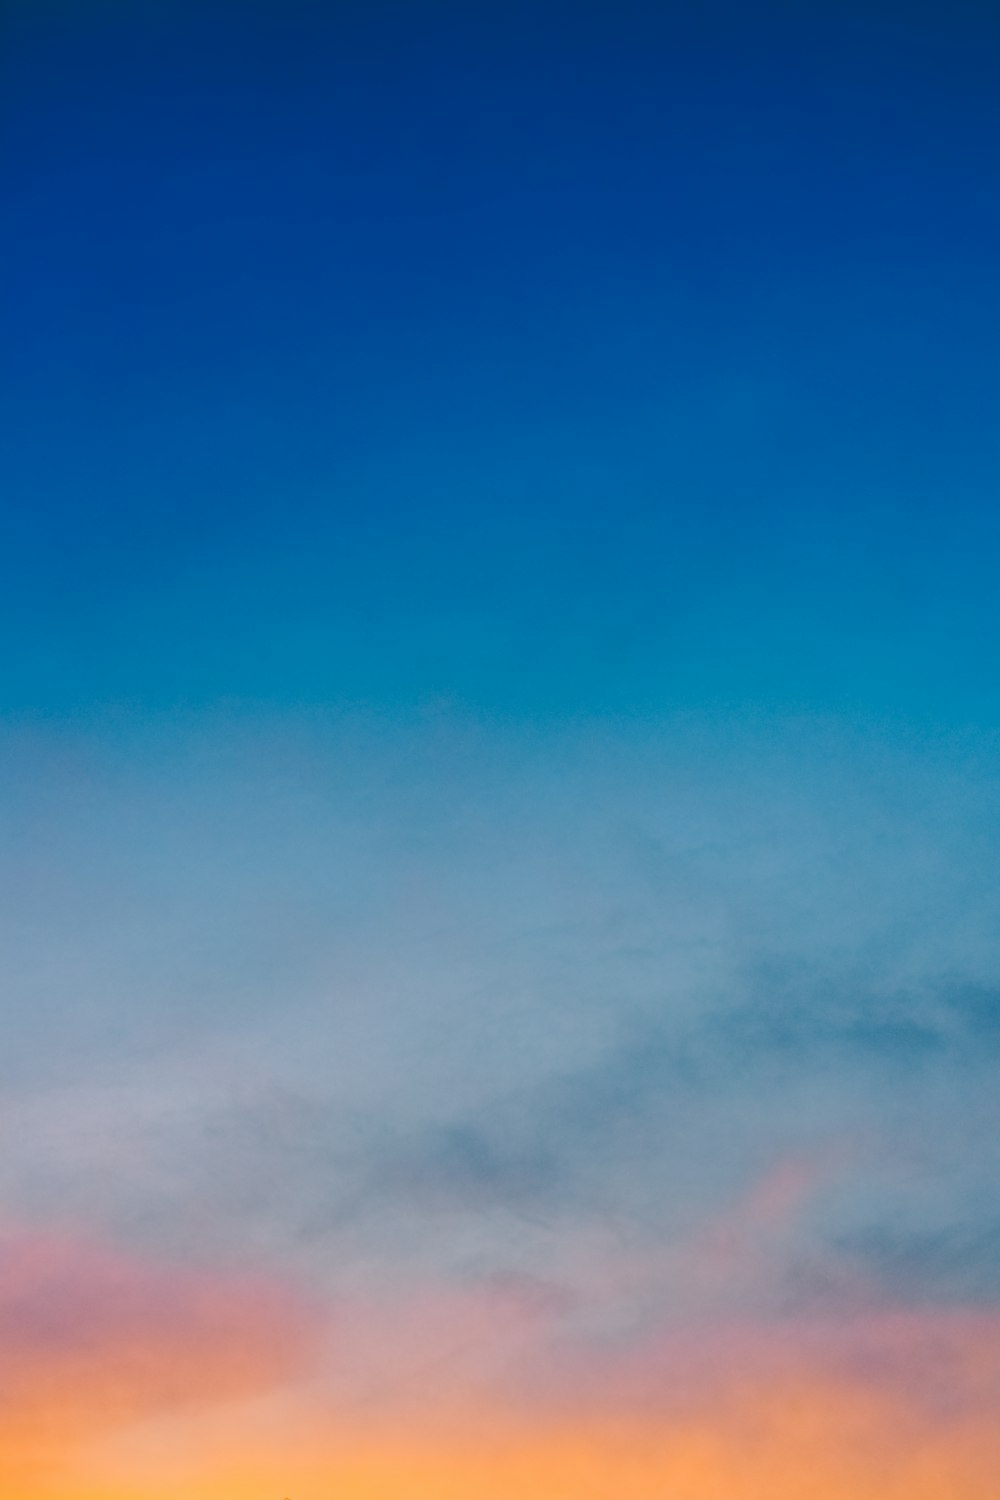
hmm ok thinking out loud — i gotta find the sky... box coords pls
[2,2,1000,1496]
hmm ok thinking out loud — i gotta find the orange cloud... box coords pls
[4,1219,999,1500]
[85,1372,1000,1500]
[0,1224,320,1490]
[76,1289,1000,1500]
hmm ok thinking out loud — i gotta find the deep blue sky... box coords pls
[4,0,999,721]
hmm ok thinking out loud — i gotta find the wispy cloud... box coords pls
[0,1224,321,1483]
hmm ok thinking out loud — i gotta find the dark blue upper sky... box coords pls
[4,0,999,722]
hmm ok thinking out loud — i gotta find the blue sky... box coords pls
[2,4,1000,1496]
[4,0,999,723]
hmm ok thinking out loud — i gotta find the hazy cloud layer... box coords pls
[2,712,997,1352]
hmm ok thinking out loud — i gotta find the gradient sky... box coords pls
[3,2,1000,1496]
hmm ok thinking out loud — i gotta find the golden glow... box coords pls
[4,1225,999,1498]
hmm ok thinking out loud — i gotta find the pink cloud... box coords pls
[0,1223,321,1472]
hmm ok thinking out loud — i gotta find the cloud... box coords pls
[84,1303,1000,1500]
[833,1220,1000,1307]
[0,1224,321,1478]
[1,710,998,1454]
